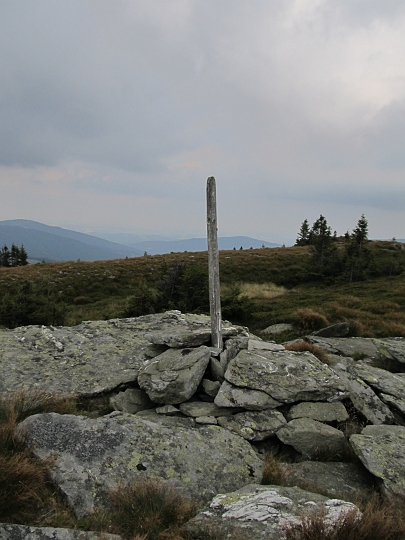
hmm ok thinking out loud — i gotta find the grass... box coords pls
[81,479,198,540]
[0,242,404,336]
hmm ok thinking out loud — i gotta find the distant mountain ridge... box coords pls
[0,220,280,262]
[127,236,280,255]
[0,220,143,262]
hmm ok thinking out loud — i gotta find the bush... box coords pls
[82,478,198,540]
[293,308,329,332]
[284,340,331,365]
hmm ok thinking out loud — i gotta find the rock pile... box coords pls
[2,312,405,538]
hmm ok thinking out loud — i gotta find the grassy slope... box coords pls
[0,242,404,336]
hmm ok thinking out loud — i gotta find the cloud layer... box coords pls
[1,0,404,242]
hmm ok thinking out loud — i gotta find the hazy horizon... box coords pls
[1,2,404,244]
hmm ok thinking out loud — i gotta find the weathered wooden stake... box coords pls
[206,176,223,350]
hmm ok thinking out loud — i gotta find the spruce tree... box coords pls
[295,219,310,246]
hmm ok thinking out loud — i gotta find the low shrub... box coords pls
[293,308,329,332]
[284,340,331,365]
[82,478,199,540]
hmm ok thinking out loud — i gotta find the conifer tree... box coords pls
[295,219,310,246]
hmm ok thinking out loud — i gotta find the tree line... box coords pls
[295,214,375,282]
[0,244,28,267]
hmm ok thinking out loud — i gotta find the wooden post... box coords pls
[206,176,223,350]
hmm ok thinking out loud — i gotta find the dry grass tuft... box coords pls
[82,478,199,540]
[0,389,78,425]
[262,453,291,486]
[0,451,52,523]
[236,282,287,299]
[293,308,329,332]
[284,493,405,540]
[284,340,331,365]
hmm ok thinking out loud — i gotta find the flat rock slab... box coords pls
[308,336,405,366]
[138,346,211,404]
[350,425,405,497]
[224,350,346,404]
[178,401,241,417]
[276,418,346,460]
[283,461,376,501]
[307,337,381,359]
[287,401,349,423]
[352,362,405,400]
[0,311,237,396]
[217,409,287,441]
[333,363,394,425]
[19,411,262,518]
[0,524,121,540]
[185,484,359,540]
[215,380,281,410]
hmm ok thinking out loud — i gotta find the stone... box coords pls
[247,339,285,352]
[185,484,360,540]
[217,409,287,441]
[195,416,218,425]
[307,336,380,359]
[178,401,241,417]
[374,337,405,364]
[110,388,155,414]
[214,380,281,410]
[262,323,294,335]
[224,350,347,404]
[19,412,263,518]
[0,311,240,396]
[144,329,211,348]
[311,322,350,338]
[333,362,394,425]
[137,346,210,404]
[201,378,221,397]
[0,524,121,540]
[352,362,405,400]
[155,405,181,415]
[210,337,248,383]
[282,461,376,502]
[350,425,405,497]
[379,393,405,416]
[276,418,346,460]
[286,401,349,423]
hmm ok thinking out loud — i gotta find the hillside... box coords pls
[0,220,144,261]
[0,220,280,260]
[0,240,404,337]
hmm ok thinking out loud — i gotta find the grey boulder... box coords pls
[224,350,346,404]
[0,524,121,540]
[276,418,346,460]
[214,380,281,410]
[286,401,349,423]
[333,362,394,425]
[217,409,287,441]
[19,412,262,518]
[282,461,375,502]
[138,346,210,404]
[185,484,360,540]
[350,425,405,497]
[110,387,155,414]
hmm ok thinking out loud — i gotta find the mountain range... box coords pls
[0,220,280,262]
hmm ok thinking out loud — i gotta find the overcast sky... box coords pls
[1,0,404,244]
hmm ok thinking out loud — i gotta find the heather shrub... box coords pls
[284,340,331,365]
[293,308,329,332]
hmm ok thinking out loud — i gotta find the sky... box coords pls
[1,0,404,245]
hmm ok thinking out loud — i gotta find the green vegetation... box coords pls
[0,244,28,267]
[0,238,404,337]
